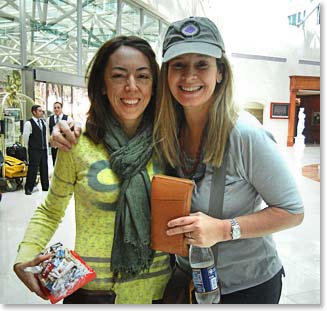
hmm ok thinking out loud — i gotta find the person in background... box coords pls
[23,105,49,195]
[49,17,304,304]
[13,36,171,304]
[153,16,304,304]
[47,101,73,165]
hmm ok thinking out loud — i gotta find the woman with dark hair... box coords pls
[13,36,171,304]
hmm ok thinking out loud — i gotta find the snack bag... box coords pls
[26,242,96,304]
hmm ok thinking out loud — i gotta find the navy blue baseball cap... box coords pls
[162,16,225,62]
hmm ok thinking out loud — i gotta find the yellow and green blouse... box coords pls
[15,134,171,304]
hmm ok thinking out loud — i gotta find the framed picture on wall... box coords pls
[270,102,289,119]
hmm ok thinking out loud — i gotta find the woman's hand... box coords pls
[13,254,52,300]
[166,212,230,247]
[166,208,304,248]
[49,120,82,151]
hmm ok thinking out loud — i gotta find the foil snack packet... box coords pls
[25,242,96,304]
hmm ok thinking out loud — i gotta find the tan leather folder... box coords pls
[151,175,194,257]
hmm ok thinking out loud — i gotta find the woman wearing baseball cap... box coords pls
[153,16,304,304]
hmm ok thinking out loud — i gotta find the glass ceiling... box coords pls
[0,0,168,75]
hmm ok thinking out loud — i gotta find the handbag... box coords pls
[162,265,193,304]
[63,288,116,304]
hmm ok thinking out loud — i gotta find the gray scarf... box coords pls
[103,113,154,279]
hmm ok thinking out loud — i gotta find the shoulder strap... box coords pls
[208,142,229,261]
[208,144,228,219]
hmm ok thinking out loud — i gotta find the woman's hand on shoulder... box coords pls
[13,254,52,300]
[50,120,82,151]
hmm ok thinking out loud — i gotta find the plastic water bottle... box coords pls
[189,245,221,304]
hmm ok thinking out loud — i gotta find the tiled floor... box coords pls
[0,145,320,304]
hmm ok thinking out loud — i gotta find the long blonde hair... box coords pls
[153,55,239,168]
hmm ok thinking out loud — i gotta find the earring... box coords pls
[217,78,222,84]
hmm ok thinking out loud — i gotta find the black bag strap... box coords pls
[208,142,229,261]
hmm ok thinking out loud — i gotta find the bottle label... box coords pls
[192,264,218,293]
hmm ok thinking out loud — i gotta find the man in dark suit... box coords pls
[47,102,72,165]
[23,105,49,195]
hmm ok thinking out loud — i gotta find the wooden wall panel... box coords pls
[287,76,320,146]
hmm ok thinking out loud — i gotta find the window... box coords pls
[25,0,78,74]
[288,14,296,26]
[82,0,118,74]
[121,2,141,36]
[0,3,21,66]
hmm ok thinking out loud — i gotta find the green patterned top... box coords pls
[15,134,171,304]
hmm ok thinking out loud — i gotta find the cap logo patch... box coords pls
[181,22,200,37]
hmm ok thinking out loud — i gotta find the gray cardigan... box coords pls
[176,111,304,295]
